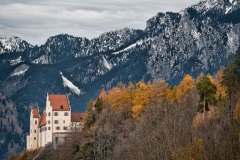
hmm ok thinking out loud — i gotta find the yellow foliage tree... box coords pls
[167,86,178,103]
[106,83,130,109]
[131,82,150,118]
[207,74,215,84]
[156,80,170,106]
[215,68,227,100]
[175,74,196,105]
[234,99,240,121]
[134,81,151,107]
[172,139,208,160]
[132,105,143,119]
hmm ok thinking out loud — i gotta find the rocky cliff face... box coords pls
[0,36,33,54]
[0,93,24,159]
[145,0,240,83]
[0,0,240,158]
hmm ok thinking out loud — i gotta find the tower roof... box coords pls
[98,88,107,99]
[93,88,107,105]
[38,111,46,128]
[48,94,70,111]
[32,108,39,118]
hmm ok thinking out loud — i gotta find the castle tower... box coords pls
[46,94,71,145]
[29,108,39,150]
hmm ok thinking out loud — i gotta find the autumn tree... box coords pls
[222,47,240,120]
[196,76,217,115]
[175,74,196,106]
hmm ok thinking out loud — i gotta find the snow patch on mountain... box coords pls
[10,56,22,66]
[225,6,232,14]
[32,55,50,64]
[102,56,112,70]
[11,64,29,77]
[61,73,81,95]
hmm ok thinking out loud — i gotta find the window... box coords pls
[55,137,59,145]
[34,130,36,133]
[48,127,51,130]
[54,120,59,124]
[63,120,65,123]
[63,126,68,130]
[56,126,60,130]
[48,112,51,116]
[61,105,63,109]
[54,112,58,116]
[48,120,50,124]
[34,137,36,140]
[64,112,69,116]
[35,120,37,124]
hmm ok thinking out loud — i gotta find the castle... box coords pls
[26,94,84,150]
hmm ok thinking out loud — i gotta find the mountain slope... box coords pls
[0,93,24,159]
[0,0,240,159]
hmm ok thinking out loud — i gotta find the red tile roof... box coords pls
[93,88,107,105]
[32,108,39,118]
[48,95,70,111]
[71,113,85,122]
[38,111,46,128]
[98,88,107,99]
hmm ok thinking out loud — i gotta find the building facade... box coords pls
[26,94,84,150]
[26,108,40,150]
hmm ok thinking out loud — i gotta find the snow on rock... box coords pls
[61,73,81,95]
[112,40,144,55]
[225,6,232,14]
[11,64,29,77]
[32,55,50,64]
[102,56,112,70]
[10,56,22,66]
[0,36,32,54]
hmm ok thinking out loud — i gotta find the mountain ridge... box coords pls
[0,0,240,159]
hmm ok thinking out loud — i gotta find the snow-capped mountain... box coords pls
[0,36,33,54]
[0,0,240,158]
[0,0,239,111]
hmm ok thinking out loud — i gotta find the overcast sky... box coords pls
[0,0,200,45]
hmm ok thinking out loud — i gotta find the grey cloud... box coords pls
[0,0,200,45]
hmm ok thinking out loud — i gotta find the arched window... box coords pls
[54,112,58,116]
[63,126,68,130]
[48,112,51,116]
[56,126,60,130]
[54,120,59,124]
[64,112,69,116]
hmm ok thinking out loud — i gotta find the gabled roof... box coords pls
[38,111,46,128]
[93,88,107,105]
[32,108,39,118]
[48,95,70,111]
[71,113,85,122]
[98,88,107,99]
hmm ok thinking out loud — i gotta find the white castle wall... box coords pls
[29,110,39,150]
[45,95,53,144]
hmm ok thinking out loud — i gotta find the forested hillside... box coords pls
[11,46,240,160]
